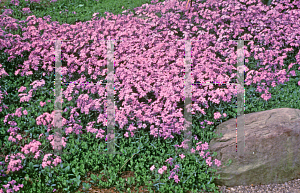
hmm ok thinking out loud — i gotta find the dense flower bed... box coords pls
[0,0,299,192]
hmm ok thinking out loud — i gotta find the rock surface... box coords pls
[208,108,300,187]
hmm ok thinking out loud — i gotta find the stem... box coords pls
[117,153,137,174]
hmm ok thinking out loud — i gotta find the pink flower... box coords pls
[173,175,180,183]
[18,86,27,93]
[53,157,62,166]
[65,127,73,135]
[16,134,22,141]
[42,162,48,168]
[214,159,221,167]
[190,148,196,154]
[150,165,155,171]
[12,186,20,191]
[38,133,44,139]
[124,132,129,138]
[158,168,165,174]
[22,7,31,14]
[15,107,24,117]
[206,157,212,167]
[199,151,205,158]
[31,79,45,90]
[92,13,99,17]
[11,0,19,6]
[40,101,46,107]
[289,70,296,76]
[8,180,16,186]
[8,136,16,143]
[23,109,28,115]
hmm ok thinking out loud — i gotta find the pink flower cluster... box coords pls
[4,153,25,173]
[0,88,8,113]
[0,64,9,78]
[14,107,23,117]
[150,140,221,184]
[17,86,27,93]
[47,135,67,153]
[0,180,23,193]
[18,89,33,103]
[0,64,9,113]
[8,133,22,143]
[21,139,42,156]
[3,107,28,125]
[30,79,45,90]
[21,7,31,15]
[213,112,227,120]
[42,154,62,169]
[9,0,20,6]
[36,112,53,126]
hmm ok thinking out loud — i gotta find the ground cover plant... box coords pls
[0,0,300,192]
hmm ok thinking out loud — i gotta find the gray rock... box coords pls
[208,108,300,187]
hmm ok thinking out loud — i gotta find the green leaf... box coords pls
[28,162,34,170]
[65,165,70,172]
[91,174,97,181]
